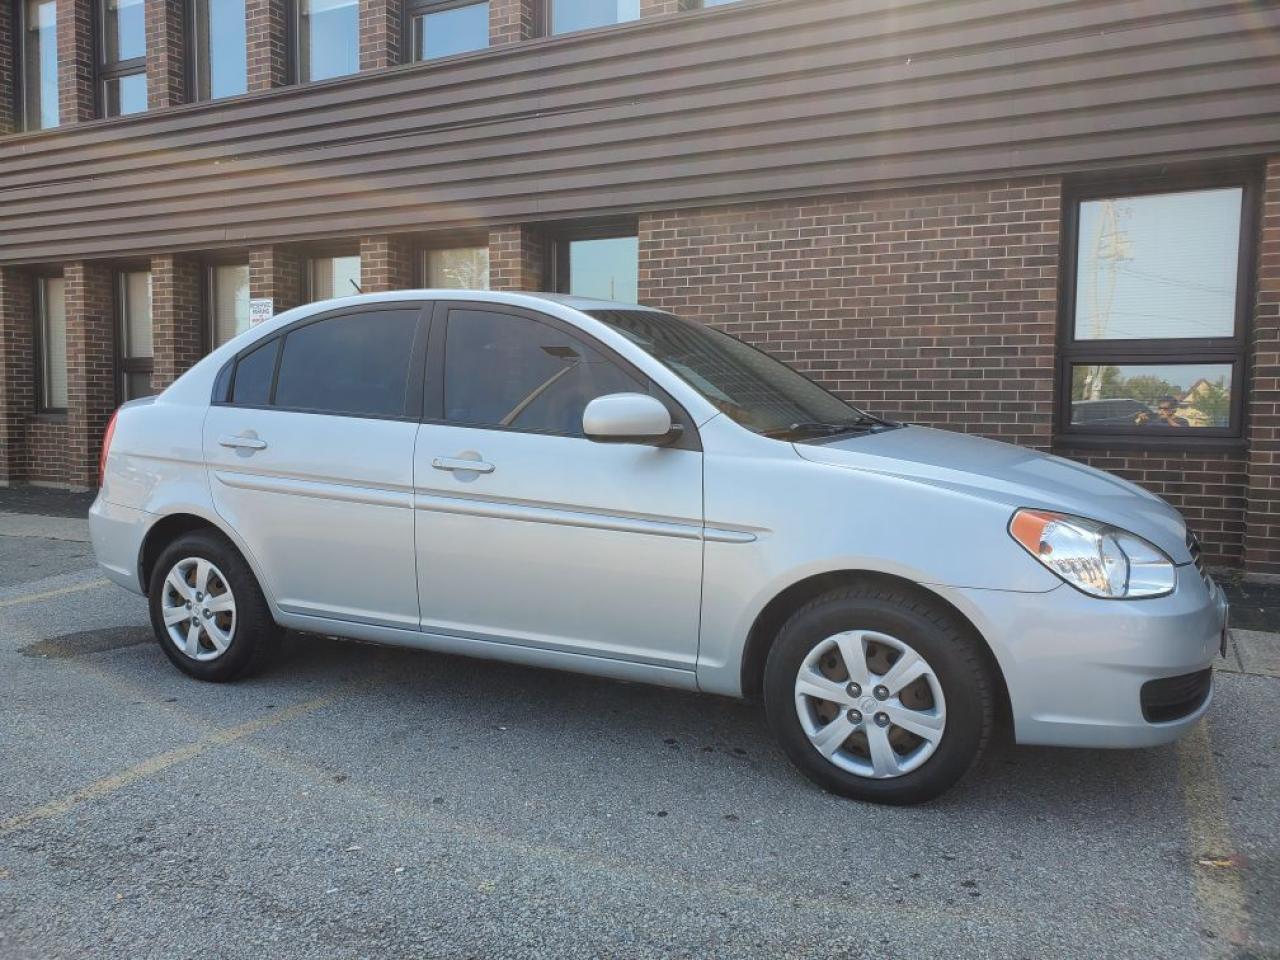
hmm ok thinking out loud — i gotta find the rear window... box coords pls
[230,339,278,406]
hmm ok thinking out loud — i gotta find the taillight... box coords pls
[99,409,120,488]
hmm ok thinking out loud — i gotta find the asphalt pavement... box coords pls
[0,510,1276,959]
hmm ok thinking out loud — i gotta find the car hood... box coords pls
[794,426,1191,562]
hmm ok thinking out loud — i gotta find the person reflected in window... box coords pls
[1155,395,1190,427]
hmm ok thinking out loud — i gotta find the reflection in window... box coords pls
[119,270,155,400]
[298,0,360,81]
[567,236,638,302]
[1070,364,1233,430]
[444,309,641,436]
[99,0,147,116]
[550,0,639,35]
[1074,188,1242,341]
[425,247,490,289]
[308,255,362,300]
[211,264,251,347]
[412,1,489,60]
[104,73,148,116]
[38,276,68,409]
[23,0,59,130]
[275,310,419,417]
[193,0,248,101]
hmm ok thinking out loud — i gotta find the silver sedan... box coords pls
[90,292,1229,804]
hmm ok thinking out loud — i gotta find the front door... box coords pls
[204,303,428,629]
[413,303,704,671]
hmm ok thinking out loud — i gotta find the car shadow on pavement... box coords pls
[225,629,1188,820]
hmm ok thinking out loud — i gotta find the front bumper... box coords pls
[953,563,1227,748]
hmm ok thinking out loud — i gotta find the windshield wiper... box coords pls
[763,417,886,439]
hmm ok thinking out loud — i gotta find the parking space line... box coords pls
[0,579,108,609]
[0,694,334,838]
[1176,718,1250,955]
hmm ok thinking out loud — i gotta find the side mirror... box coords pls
[583,393,680,446]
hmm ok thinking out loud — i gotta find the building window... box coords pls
[553,233,638,303]
[99,0,147,116]
[21,0,59,130]
[118,269,154,400]
[697,0,741,6]
[191,0,248,101]
[307,254,362,300]
[1058,175,1254,440]
[209,263,251,347]
[36,275,68,411]
[407,0,488,61]
[549,0,638,35]
[424,246,489,289]
[297,0,359,82]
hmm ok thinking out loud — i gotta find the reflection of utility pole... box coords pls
[1082,200,1133,400]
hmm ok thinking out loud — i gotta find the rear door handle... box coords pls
[432,457,494,474]
[219,435,268,451]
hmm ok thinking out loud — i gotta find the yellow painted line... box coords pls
[1176,718,1251,955]
[0,694,333,838]
[0,579,109,609]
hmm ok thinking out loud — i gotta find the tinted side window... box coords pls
[274,309,420,417]
[231,338,279,406]
[444,309,642,436]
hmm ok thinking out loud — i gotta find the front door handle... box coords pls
[219,435,268,451]
[432,456,494,474]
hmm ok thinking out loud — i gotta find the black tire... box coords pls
[147,529,280,682]
[763,582,994,805]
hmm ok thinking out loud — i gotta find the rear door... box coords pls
[203,303,429,629]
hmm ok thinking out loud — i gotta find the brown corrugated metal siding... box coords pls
[0,0,1277,264]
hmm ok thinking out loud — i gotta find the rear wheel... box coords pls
[764,583,993,805]
[148,530,279,682]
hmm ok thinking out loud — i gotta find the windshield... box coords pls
[589,309,889,439]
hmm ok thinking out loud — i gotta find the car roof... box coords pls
[274,289,665,316]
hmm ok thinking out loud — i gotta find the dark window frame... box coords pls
[96,0,146,117]
[292,0,359,84]
[205,256,251,352]
[543,0,640,37]
[187,0,249,102]
[115,266,154,403]
[402,0,490,64]
[15,0,59,131]
[32,270,68,415]
[214,301,431,423]
[1054,166,1261,450]
[547,220,638,295]
[302,245,362,301]
[424,300,701,450]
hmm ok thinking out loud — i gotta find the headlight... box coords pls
[1009,509,1176,599]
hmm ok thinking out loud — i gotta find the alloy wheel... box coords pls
[160,557,237,661]
[793,630,946,779]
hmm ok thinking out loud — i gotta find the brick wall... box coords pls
[151,255,204,390]
[249,245,302,314]
[360,0,403,70]
[145,0,188,109]
[246,0,290,91]
[0,0,15,134]
[1244,158,1280,577]
[489,226,545,291]
[360,235,414,292]
[63,262,115,490]
[1056,448,1247,568]
[0,268,34,483]
[490,0,538,45]
[57,0,95,123]
[639,178,1061,449]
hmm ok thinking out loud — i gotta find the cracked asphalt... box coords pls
[0,518,1277,959]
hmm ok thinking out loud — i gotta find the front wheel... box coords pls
[148,530,280,682]
[764,583,994,805]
